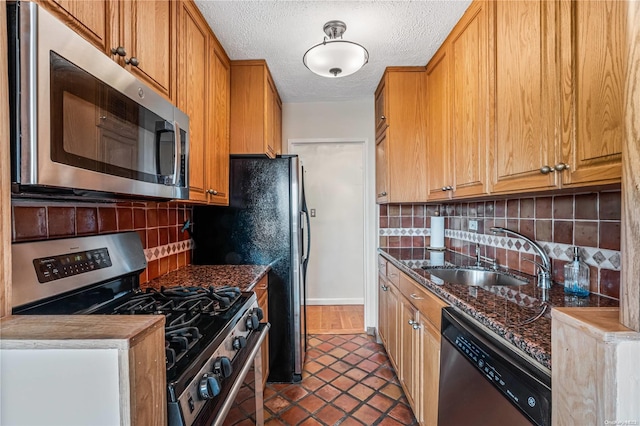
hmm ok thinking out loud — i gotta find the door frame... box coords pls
[288,138,375,332]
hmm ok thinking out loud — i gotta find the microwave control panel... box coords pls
[32,248,112,283]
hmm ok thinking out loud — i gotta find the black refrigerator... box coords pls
[193,155,310,382]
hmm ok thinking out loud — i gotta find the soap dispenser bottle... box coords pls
[564,246,590,297]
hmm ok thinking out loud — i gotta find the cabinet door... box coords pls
[386,283,399,369]
[558,0,624,187]
[378,274,389,347]
[178,1,209,203]
[36,0,113,54]
[386,71,429,203]
[449,1,490,198]
[400,297,418,411]
[426,49,452,200]
[491,0,559,193]
[265,76,277,158]
[120,0,176,100]
[375,131,389,203]
[374,79,388,136]
[274,93,283,155]
[255,276,269,390]
[229,63,267,156]
[419,317,441,426]
[207,44,230,205]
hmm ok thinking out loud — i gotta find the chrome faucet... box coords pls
[490,227,552,289]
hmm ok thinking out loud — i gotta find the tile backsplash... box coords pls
[379,190,622,299]
[12,200,194,284]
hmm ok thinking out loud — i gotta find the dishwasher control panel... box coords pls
[441,309,551,426]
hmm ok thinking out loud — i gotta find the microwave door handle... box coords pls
[172,121,181,186]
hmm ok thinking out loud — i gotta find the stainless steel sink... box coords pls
[424,267,529,287]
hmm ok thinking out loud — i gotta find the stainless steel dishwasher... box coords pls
[437,308,551,426]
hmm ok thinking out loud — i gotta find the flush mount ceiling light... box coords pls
[303,20,369,78]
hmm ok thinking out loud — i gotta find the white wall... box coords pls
[282,99,377,331]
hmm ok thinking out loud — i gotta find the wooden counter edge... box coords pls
[0,315,165,350]
[551,307,640,342]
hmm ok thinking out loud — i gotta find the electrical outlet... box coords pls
[469,220,478,232]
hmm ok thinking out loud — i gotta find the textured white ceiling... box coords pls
[195,1,471,103]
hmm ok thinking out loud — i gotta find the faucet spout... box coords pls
[490,227,552,289]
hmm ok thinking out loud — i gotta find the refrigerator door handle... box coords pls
[302,210,311,264]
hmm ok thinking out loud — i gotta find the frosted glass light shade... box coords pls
[303,40,369,78]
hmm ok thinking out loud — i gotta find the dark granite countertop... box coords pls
[379,248,618,371]
[140,265,271,293]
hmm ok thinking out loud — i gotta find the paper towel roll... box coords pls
[430,216,445,249]
[430,251,445,267]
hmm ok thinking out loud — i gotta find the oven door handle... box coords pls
[209,322,270,426]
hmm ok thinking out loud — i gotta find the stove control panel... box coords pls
[32,247,112,283]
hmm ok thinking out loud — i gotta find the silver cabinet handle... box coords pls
[125,57,140,67]
[554,163,569,171]
[410,293,424,300]
[380,115,386,120]
[377,191,387,197]
[207,189,218,195]
[540,165,554,174]
[408,319,416,325]
[412,323,420,330]
[110,46,126,57]
[380,285,388,291]
[441,186,453,191]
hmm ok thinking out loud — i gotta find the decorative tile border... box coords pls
[379,228,430,236]
[144,239,194,262]
[381,228,621,271]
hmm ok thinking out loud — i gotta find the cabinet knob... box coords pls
[377,191,387,197]
[412,323,420,330]
[441,186,453,191]
[125,57,140,67]
[110,46,126,57]
[380,115,386,121]
[554,162,569,171]
[540,165,554,174]
[207,189,218,195]
[408,319,416,325]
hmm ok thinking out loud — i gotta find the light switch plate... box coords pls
[469,220,478,231]
[310,209,316,217]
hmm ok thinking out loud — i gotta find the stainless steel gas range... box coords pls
[11,232,269,426]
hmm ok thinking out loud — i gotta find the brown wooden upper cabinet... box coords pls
[490,0,623,194]
[37,0,177,101]
[230,60,283,158]
[426,1,490,201]
[557,0,625,188]
[374,68,429,204]
[448,1,490,199]
[177,1,230,205]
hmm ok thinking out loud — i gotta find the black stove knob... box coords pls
[198,375,221,400]
[253,307,264,321]
[233,336,247,351]
[214,356,233,379]
[246,313,259,330]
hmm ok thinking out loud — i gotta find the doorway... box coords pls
[289,140,366,307]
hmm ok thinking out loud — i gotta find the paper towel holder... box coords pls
[427,210,446,251]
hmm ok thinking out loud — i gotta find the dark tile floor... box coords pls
[227,334,419,425]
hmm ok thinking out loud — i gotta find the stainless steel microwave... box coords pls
[7,2,189,200]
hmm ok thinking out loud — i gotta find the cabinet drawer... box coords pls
[387,262,400,287]
[378,256,387,277]
[398,272,447,329]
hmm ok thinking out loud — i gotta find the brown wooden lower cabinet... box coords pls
[377,255,447,426]
[255,275,269,389]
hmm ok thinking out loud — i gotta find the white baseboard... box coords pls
[306,298,364,306]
